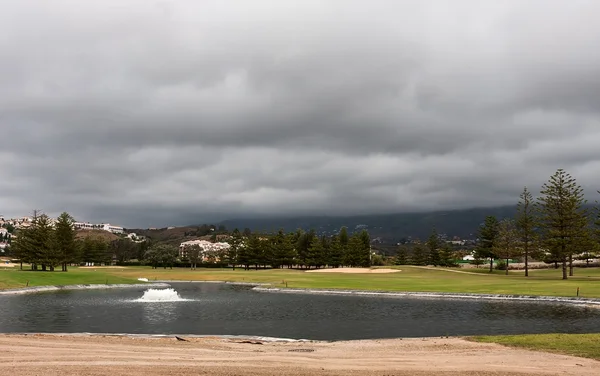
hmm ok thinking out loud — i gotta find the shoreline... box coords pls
[2,280,600,306]
[0,333,598,376]
[0,282,170,295]
[252,286,600,305]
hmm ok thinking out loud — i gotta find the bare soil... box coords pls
[0,334,597,376]
[306,268,400,274]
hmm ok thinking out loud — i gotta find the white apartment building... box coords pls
[179,239,230,261]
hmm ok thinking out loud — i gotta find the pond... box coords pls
[0,283,599,340]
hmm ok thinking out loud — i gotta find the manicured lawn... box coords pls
[101,265,600,298]
[0,267,137,289]
[2,265,600,298]
[470,334,600,361]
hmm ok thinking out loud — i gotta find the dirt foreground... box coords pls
[0,334,598,376]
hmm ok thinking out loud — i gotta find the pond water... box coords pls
[0,283,599,340]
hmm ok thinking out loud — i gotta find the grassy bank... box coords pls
[470,334,600,361]
[2,265,600,298]
[0,267,137,289]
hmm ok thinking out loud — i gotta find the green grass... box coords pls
[0,267,137,289]
[2,265,600,298]
[470,334,600,361]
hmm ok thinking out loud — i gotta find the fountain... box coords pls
[136,288,188,302]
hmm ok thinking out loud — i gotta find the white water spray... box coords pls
[136,288,188,302]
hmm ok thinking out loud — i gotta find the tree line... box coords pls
[223,227,372,270]
[9,211,149,271]
[474,168,599,279]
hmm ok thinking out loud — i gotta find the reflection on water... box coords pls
[0,283,599,340]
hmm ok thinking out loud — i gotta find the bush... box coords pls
[495,259,507,270]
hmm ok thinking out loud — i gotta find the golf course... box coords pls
[2,264,600,363]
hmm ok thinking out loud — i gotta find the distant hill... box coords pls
[75,229,120,242]
[217,206,520,242]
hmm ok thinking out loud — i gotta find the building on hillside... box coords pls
[74,222,104,230]
[102,224,124,234]
[126,233,146,242]
[179,239,230,262]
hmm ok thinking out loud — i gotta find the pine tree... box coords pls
[475,216,499,272]
[307,234,324,268]
[345,234,362,267]
[358,230,371,267]
[395,245,409,265]
[516,187,538,277]
[271,229,288,268]
[32,214,59,271]
[439,243,456,267]
[426,228,441,266]
[329,235,343,267]
[493,219,520,275]
[411,244,428,266]
[54,212,78,271]
[227,228,243,269]
[338,227,349,266]
[536,169,589,279]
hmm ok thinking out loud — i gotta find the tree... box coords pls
[145,244,178,269]
[54,212,78,271]
[329,235,343,268]
[493,219,520,275]
[515,187,537,277]
[536,169,589,279]
[395,245,409,265]
[307,235,325,268]
[187,244,202,270]
[110,238,137,264]
[426,228,441,266]
[81,235,109,265]
[411,244,428,266]
[32,214,59,271]
[475,216,499,272]
[227,229,243,269]
[357,230,371,267]
[439,243,457,267]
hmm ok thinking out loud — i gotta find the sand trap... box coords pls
[306,267,400,274]
[78,266,127,269]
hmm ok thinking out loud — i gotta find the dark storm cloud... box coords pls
[1,0,600,227]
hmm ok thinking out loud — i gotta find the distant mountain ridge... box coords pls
[216,206,523,242]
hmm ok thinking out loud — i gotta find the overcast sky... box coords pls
[1,0,600,228]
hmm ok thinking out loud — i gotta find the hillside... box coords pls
[217,206,520,242]
[75,229,120,242]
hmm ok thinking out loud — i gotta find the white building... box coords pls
[179,240,230,262]
[102,224,124,234]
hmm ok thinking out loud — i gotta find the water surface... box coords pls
[0,283,598,340]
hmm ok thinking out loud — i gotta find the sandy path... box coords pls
[306,268,400,273]
[0,335,597,375]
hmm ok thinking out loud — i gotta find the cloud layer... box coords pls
[2,0,600,227]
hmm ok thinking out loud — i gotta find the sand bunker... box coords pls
[78,266,127,269]
[306,267,400,274]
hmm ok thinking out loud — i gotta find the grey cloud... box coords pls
[2,0,600,227]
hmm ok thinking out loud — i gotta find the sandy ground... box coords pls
[0,334,597,376]
[306,268,400,274]
[78,266,127,269]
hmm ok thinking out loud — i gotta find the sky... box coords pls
[1,0,600,228]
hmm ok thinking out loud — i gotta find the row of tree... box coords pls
[222,227,372,270]
[10,211,150,271]
[394,228,460,267]
[475,169,600,279]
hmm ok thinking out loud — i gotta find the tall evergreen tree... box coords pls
[411,244,428,266]
[307,234,325,268]
[515,186,537,277]
[439,243,457,267]
[54,212,77,271]
[227,228,243,269]
[536,169,589,279]
[338,227,349,265]
[426,228,441,266]
[395,245,409,265]
[493,219,520,275]
[329,235,343,267]
[475,216,499,272]
[358,230,371,267]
